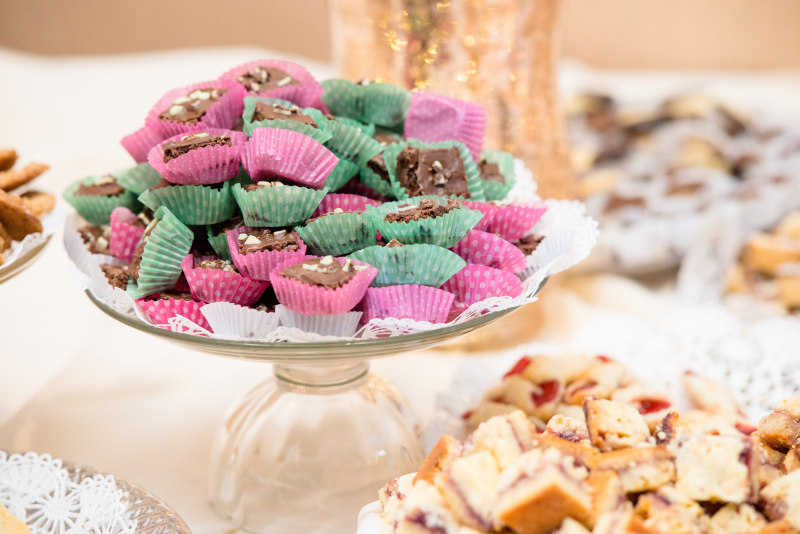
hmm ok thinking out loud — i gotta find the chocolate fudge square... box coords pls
[396,146,470,198]
[162,132,232,163]
[252,103,317,127]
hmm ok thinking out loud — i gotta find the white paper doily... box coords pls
[0,187,65,278]
[0,451,191,534]
[65,161,599,343]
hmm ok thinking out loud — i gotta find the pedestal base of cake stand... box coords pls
[208,360,424,534]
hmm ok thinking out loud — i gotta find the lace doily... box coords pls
[65,161,599,343]
[0,451,191,534]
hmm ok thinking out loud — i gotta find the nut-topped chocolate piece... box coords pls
[478,159,505,183]
[158,87,228,124]
[384,198,460,223]
[237,228,299,254]
[237,66,299,93]
[74,175,125,197]
[101,264,130,290]
[196,258,237,272]
[252,103,317,127]
[161,132,233,163]
[396,146,469,198]
[242,180,286,192]
[281,256,364,289]
[78,225,111,254]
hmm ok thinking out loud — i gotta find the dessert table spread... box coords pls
[1,46,800,533]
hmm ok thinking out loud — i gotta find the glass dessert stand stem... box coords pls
[86,291,526,533]
[0,236,51,284]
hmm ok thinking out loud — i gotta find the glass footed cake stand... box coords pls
[0,236,51,284]
[86,284,544,534]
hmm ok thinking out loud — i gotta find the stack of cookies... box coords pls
[63,58,553,337]
[0,150,54,266]
[372,354,800,534]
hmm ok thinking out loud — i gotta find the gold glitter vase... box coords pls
[329,0,574,200]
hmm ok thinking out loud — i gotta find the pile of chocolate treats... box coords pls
[64,59,548,335]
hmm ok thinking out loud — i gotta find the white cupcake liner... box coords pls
[63,213,125,278]
[275,304,362,337]
[200,301,279,339]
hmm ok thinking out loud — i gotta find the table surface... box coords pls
[1,46,799,533]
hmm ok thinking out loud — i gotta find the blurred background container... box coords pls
[2,0,799,69]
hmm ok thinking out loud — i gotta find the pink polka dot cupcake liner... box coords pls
[486,202,548,241]
[137,296,212,332]
[461,200,503,231]
[181,254,269,306]
[220,59,323,108]
[146,79,246,137]
[109,207,146,263]
[312,193,381,217]
[225,225,307,282]
[242,128,339,189]
[270,255,378,315]
[148,128,248,185]
[440,264,524,311]
[121,123,168,163]
[360,284,454,324]
[451,230,527,274]
[403,92,487,161]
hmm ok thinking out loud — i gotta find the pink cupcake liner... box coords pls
[451,230,527,274]
[226,225,307,281]
[242,128,338,189]
[174,273,191,293]
[181,254,269,306]
[220,59,324,108]
[146,79,246,137]
[486,202,548,241]
[440,264,523,311]
[136,296,212,331]
[121,124,168,163]
[109,207,146,262]
[361,284,454,324]
[312,193,380,217]
[148,128,248,185]
[403,92,487,161]
[461,200,503,231]
[270,255,378,315]
[338,177,390,202]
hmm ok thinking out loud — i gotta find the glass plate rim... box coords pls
[0,449,193,534]
[0,235,51,285]
[85,277,547,361]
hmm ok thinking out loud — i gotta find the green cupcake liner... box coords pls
[115,163,163,195]
[206,226,232,261]
[334,116,375,137]
[242,97,332,143]
[361,83,411,129]
[325,158,361,192]
[358,165,396,199]
[321,79,363,120]
[295,211,376,256]
[349,243,465,287]
[232,183,328,227]
[63,176,142,226]
[368,197,484,248]
[127,206,194,299]
[480,149,516,201]
[138,181,235,226]
[383,139,486,202]
[323,117,383,166]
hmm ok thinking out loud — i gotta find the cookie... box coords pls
[0,222,10,251]
[0,189,43,240]
[0,162,49,192]
[0,150,17,172]
[20,191,55,216]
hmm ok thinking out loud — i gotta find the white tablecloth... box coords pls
[1,46,799,533]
